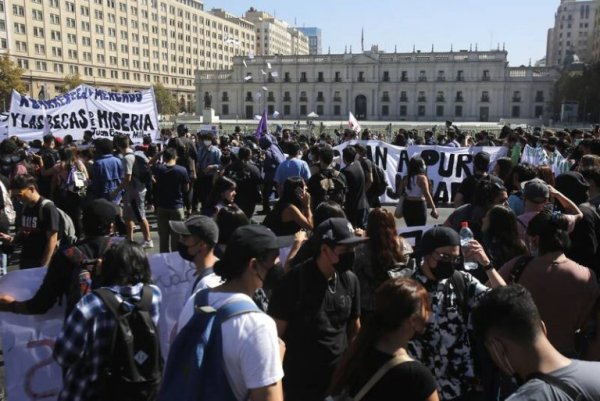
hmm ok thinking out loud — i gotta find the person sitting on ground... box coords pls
[473,285,600,401]
[328,278,439,401]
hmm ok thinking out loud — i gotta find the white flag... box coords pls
[267,62,272,69]
[271,71,279,78]
[243,60,247,68]
[244,75,252,81]
[349,112,361,133]
[261,69,267,75]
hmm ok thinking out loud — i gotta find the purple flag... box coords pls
[255,109,268,139]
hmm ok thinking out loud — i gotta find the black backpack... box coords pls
[371,164,388,196]
[132,154,152,187]
[94,286,162,401]
[314,169,347,206]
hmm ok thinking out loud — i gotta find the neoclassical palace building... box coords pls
[196,47,560,123]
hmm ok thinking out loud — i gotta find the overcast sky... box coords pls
[206,0,558,66]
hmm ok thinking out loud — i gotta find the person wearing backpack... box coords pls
[162,224,292,401]
[5,174,59,268]
[111,135,153,248]
[307,145,347,211]
[405,226,506,401]
[0,199,120,318]
[224,146,263,219]
[473,285,600,401]
[54,240,162,401]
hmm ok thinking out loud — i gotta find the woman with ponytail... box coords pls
[498,210,600,357]
[328,278,438,401]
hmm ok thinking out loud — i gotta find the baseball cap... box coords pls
[221,225,294,265]
[414,226,461,257]
[522,178,550,204]
[312,218,369,247]
[170,216,219,245]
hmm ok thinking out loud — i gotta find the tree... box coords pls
[0,55,25,112]
[153,83,178,115]
[58,73,83,93]
[553,63,600,123]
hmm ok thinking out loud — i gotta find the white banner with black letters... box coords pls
[0,253,195,400]
[334,141,507,204]
[8,84,160,143]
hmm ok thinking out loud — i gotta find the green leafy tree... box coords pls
[153,83,178,115]
[553,63,600,122]
[0,55,25,111]
[59,73,84,93]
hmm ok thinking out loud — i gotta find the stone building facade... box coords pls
[196,49,559,123]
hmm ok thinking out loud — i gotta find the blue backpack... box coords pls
[158,289,261,401]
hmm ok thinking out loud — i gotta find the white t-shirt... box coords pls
[176,291,283,401]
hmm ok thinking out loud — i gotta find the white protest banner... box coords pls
[404,145,508,204]
[334,141,507,204]
[0,268,65,401]
[148,252,196,357]
[334,140,405,203]
[0,253,196,400]
[0,112,8,139]
[8,84,160,143]
[521,144,571,176]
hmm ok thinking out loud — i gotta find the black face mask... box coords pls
[432,260,459,281]
[177,242,196,262]
[334,251,355,273]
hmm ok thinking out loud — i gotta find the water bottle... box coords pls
[459,222,479,271]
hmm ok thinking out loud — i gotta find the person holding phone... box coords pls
[263,176,313,236]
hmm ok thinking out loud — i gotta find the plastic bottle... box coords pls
[459,221,479,271]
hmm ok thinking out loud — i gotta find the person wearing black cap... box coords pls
[406,226,505,401]
[173,224,293,401]
[169,215,220,299]
[0,199,120,318]
[269,217,366,401]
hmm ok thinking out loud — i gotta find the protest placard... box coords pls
[8,84,160,143]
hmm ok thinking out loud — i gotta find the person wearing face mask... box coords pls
[172,224,293,401]
[274,142,311,196]
[194,133,221,213]
[268,217,366,401]
[405,226,506,401]
[328,278,439,401]
[498,210,599,358]
[169,215,221,304]
[473,285,600,401]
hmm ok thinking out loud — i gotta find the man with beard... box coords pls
[269,218,365,401]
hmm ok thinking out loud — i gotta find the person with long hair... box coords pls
[328,278,438,401]
[481,205,527,269]
[498,210,600,357]
[201,176,237,218]
[491,157,513,186]
[36,147,88,236]
[263,176,313,236]
[398,156,438,226]
[354,208,411,317]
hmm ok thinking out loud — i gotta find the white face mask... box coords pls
[203,140,212,147]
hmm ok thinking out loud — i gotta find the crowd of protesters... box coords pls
[0,122,599,401]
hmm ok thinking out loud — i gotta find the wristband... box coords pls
[483,262,495,272]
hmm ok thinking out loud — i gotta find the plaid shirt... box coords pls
[53,283,162,401]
